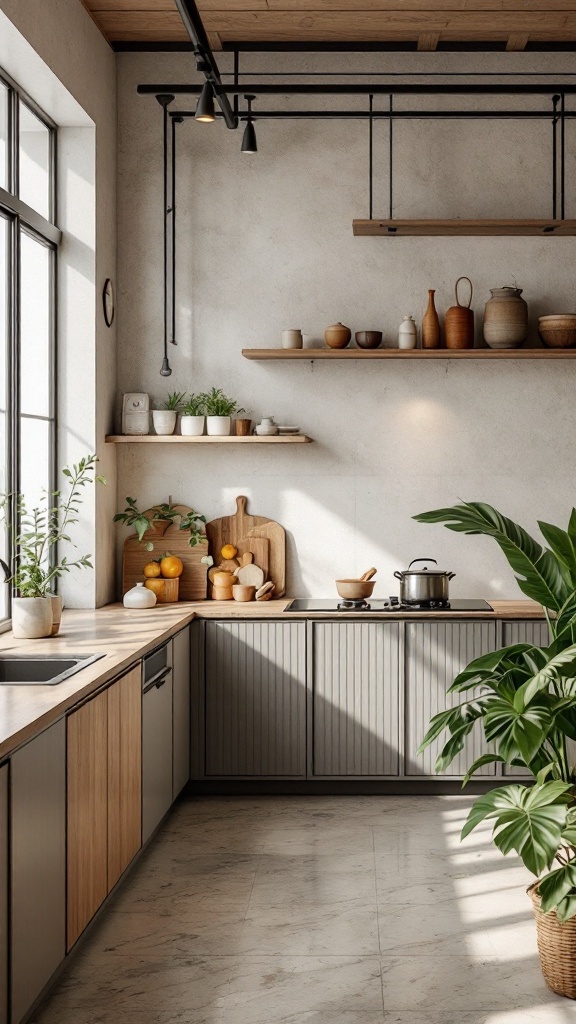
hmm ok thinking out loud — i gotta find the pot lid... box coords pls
[399,558,452,576]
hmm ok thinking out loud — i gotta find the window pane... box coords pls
[0,82,7,191]
[20,416,50,514]
[0,217,7,620]
[19,101,50,219]
[20,231,51,417]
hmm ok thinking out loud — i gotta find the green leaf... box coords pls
[462,753,505,786]
[556,892,576,922]
[484,696,552,764]
[539,521,576,587]
[538,863,576,914]
[414,501,570,610]
[514,643,576,710]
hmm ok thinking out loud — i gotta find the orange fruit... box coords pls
[143,561,161,578]
[221,544,237,560]
[145,578,165,596]
[160,554,184,578]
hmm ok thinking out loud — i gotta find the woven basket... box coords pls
[530,884,576,999]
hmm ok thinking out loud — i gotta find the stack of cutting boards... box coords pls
[122,504,209,601]
[205,496,286,597]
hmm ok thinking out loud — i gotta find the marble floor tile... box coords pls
[239,897,380,955]
[249,851,377,905]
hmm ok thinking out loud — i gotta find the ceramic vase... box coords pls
[206,416,231,436]
[324,323,352,349]
[12,597,53,639]
[48,594,63,636]
[123,582,157,609]
[483,287,528,349]
[255,417,279,436]
[445,276,474,350]
[181,415,205,436]
[152,410,177,435]
[398,315,417,349]
[422,289,441,349]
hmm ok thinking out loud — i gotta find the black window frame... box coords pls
[0,68,60,625]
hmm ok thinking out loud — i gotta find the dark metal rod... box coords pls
[172,0,237,128]
[170,117,181,346]
[170,109,576,120]
[139,82,576,95]
[157,95,173,376]
[368,93,373,220]
[389,94,393,220]
[557,92,561,220]
[552,94,559,219]
[233,50,239,119]
[221,71,576,78]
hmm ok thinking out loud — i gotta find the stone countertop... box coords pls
[0,598,545,760]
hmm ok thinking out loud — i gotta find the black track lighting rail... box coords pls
[172,0,237,129]
[138,82,576,96]
[169,109,576,121]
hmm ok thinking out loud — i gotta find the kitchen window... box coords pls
[0,69,60,624]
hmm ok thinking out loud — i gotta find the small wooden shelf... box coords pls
[352,219,576,237]
[105,434,313,443]
[242,347,576,360]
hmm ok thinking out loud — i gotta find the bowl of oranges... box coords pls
[143,553,184,603]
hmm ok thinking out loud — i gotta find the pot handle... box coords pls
[447,572,456,580]
[393,571,404,581]
[455,276,473,309]
[407,558,438,570]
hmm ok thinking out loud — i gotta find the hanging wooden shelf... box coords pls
[105,434,313,443]
[352,219,576,237]
[242,348,576,360]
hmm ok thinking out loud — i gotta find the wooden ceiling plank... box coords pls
[263,0,576,8]
[201,10,576,33]
[417,31,440,49]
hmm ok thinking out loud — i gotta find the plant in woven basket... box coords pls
[114,498,206,551]
[415,502,576,926]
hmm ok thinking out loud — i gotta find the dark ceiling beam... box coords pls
[138,82,576,96]
[172,0,237,128]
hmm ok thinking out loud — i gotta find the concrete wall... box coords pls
[117,51,576,600]
[0,0,117,606]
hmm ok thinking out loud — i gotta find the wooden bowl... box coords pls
[232,584,256,602]
[213,570,236,586]
[335,579,376,600]
[538,315,576,348]
[355,331,382,349]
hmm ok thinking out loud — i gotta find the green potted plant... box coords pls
[180,393,206,437]
[415,501,576,998]
[0,454,104,638]
[114,498,206,548]
[200,387,244,437]
[152,391,185,436]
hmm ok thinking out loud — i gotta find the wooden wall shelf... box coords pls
[242,348,576,360]
[106,434,313,443]
[352,219,576,237]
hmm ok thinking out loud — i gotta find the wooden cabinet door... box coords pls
[172,627,191,798]
[405,621,497,777]
[0,764,7,1024]
[312,621,401,777]
[11,722,66,1024]
[67,691,108,950]
[108,666,142,890]
[205,621,306,777]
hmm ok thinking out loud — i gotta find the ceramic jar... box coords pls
[181,415,205,436]
[398,315,417,349]
[12,597,53,639]
[483,286,528,349]
[152,409,177,435]
[324,322,351,349]
[445,277,474,350]
[123,581,157,609]
[206,416,231,436]
[255,417,279,436]
[282,329,303,349]
[48,594,63,636]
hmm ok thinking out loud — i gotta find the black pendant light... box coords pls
[241,95,257,153]
[195,81,215,123]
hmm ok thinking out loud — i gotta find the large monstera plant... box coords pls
[415,502,576,921]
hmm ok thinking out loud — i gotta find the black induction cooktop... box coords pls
[285,599,494,613]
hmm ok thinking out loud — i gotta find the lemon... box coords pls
[221,544,237,560]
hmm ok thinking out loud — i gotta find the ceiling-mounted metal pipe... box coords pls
[172,0,237,128]
[138,82,576,96]
[169,109,576,120]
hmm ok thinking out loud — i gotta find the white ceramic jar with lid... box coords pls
[123,582,157,609]
[398,315,417,349]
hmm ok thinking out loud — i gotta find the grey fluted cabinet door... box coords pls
[205,621,306,777]
[503,621,550,777]
[405,621,497,776]
[172,627,191,797]
[0,764,7,1024]
[11,720,66,1024]
[312,621,400,776]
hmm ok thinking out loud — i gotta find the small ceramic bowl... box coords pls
[355,331,382,350]
[538,315,576,349]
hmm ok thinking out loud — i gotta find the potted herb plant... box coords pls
[200,387,244,436]
[114,498,206,548]
[152,391,185,436]
[0,454,104,638]
[416,501,576,998]
[180,393,206,437]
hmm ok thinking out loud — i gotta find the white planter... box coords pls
[12,597,53,639]
[47,594,63,636]
[206,416,231,436]
[123,582,157,609]
[152,410,177,435]
[181,415,205,436]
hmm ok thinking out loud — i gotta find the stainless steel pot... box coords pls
[393,558,455,605]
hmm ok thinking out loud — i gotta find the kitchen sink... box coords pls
[0,653,104,685]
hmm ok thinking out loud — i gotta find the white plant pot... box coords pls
[181,415,205,436]
[152,410,177,435]
[12,597,53,639]
[206,416,231,436]
[47,594,63,636]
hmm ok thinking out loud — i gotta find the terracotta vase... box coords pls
[483,286,528,349]
[324,323,351,349]
[422,290,441,349]
[445,276,474,349]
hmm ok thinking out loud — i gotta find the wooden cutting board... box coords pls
[122,505,208,601]
[205,496,285,597]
